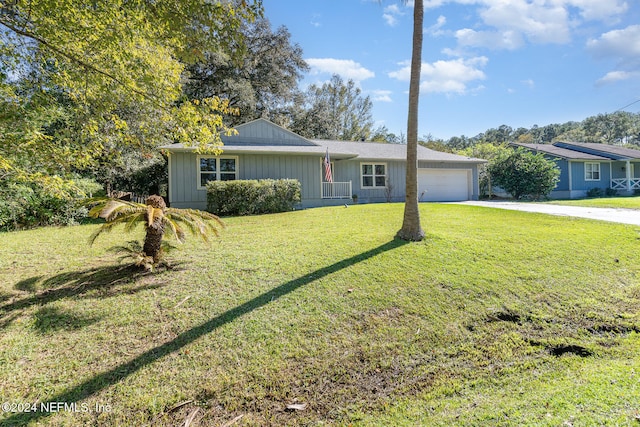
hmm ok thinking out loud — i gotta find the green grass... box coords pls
[546,195,640,209]
[1,203,639,426]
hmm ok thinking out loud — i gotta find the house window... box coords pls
[361,163,387,188]
[198,156,238,188]
[585,162,600,181]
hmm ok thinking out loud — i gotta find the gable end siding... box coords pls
[223,120,317,147]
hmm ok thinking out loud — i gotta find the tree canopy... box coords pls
[0,0,262,195]
[290,74,375,141]
[184,16,308,127]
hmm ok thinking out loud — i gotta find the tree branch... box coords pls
[0,17,165,106]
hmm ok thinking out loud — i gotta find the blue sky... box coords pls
[263,0,640,140]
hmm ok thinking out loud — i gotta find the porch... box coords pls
[611,159,640,191]
[611,178,640,191]
[322,181,352,199]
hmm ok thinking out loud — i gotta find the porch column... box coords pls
[627,160,631,192]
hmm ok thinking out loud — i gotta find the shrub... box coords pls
[605,187,618,197]
[207,179,301,216]
[487,148,560,200]
[586,187,603,198]
[0,178,100,231]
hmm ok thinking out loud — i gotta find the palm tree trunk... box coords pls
[396,0,425,241]
[143,221,165,263]
[142,195,167,264]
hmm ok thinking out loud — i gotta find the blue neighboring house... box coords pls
[514,141,640,199]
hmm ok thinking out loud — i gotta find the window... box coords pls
[198,156,238,188]
[361,163,387,188]
[585,162,600,181]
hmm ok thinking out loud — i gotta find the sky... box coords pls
[263,0,640,140]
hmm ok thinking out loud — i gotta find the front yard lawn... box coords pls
[0,203,639,426]
[547,195,640,209]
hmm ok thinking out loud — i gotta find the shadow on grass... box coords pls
[32,306,101,334]
[2,239,409,425]
[0,264,166,328]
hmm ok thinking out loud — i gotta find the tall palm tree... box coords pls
[88,195,223,269]
[396,0,426,241]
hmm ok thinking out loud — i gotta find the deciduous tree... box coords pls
[184,16,308,127]
[291,74,375,141]
[0,0,261,195]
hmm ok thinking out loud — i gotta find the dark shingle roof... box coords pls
[160,118,485,163]
[553,141,640,160]
[160,139,485,163]
[314,139,484,163]
[513,143,610,160]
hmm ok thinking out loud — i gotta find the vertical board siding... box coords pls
[241,154,322,200]
[339,159,407,203]
[170,152,323,208]
[570,161,611,191]
[554,160,570,191]
[169,150,482,208]
[225,119,314,146]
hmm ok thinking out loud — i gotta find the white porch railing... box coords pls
[322,181,352,199]
[611,178,640,190]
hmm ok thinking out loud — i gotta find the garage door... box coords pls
[418,169,471,202]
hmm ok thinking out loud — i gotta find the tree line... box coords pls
[428,111,640,152]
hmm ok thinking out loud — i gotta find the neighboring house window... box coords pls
[361,163,387,188]
[585,162,600,181]
[198,156,238,188]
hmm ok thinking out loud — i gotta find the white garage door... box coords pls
[418,169,471,202]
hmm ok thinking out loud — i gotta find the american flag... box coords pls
[324,148,333,183]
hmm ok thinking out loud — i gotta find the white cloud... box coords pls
[370,90,393,103]
[306,58,375,82]
[587,25,640,84]
[425,0,628,51]
[456,28,524,50]
[596,70,640,85]
[383,13,398,27]
[566,0,628,22]
[382,4,404,27]
[427,15,448,36]
[478,0,571,45]
[310,13,322,28]
[521,79,535,89]
[587,25,640,59]
[388,57,488,95]
[388,60,411,81]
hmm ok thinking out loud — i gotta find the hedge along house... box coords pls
[161,119,486,210]
[513,141,640,199]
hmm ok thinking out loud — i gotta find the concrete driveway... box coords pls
[455,201,640,226]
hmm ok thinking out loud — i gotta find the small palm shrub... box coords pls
[88,195,223,270]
